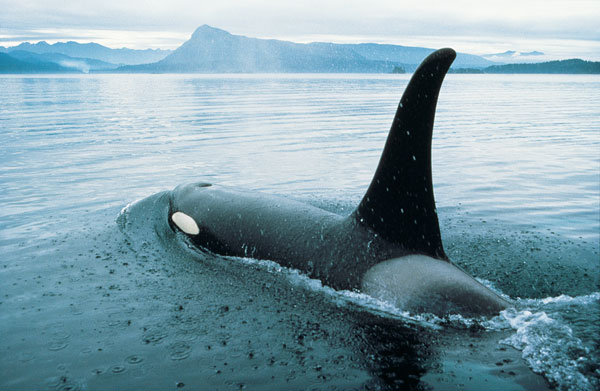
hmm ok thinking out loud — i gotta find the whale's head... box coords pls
[167,182,234,254]
[361,255,510,317]
[168,182,213,235]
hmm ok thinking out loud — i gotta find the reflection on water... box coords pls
[1,74,598,241]
[0,74,598,390]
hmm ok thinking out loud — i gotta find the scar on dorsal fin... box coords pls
[354,48,456,260]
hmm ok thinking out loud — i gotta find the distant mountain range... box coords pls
[482,50,546,63]
[488,50,545,57]
[1,25,599,74]
[0,41,171,66]
[4,50,118,73]
[484,59,600,74]
[0,52,77,73]
[117,25,493,73]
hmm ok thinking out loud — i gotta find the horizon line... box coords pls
[2,25,600,62]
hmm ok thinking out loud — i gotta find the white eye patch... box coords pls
[171,212,200,235]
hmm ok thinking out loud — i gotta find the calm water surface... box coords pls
[1,74,598,390]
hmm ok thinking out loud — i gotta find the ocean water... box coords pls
[1,73,598,391]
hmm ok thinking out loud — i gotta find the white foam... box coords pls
[231,255,599,391]
[520,292,600,306]
[475,277,513,302]
[119,198,143,217]
[233,255,498,330]
[500,293,600,391]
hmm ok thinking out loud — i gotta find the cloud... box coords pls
[1,0,598,58]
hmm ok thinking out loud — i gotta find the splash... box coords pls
[237,255,599,390]
[234,255,504,330]
[501,293,600,391]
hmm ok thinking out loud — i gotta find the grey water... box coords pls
[1,73,598,391]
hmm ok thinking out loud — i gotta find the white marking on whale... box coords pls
[171,212,200,235]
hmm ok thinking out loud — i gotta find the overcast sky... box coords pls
[1,0,599,60]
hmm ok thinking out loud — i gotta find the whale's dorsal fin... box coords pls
[354,48,455,260]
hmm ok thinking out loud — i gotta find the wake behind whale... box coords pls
[160,48,509,316]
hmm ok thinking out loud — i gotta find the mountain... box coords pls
[2,26,596,74]
[483,50,547,63]
[119,25,494,73]
[7,50,118,72]
[0,52,76,73]
[484,59,600,74]
[0,41,171,65]
[340,43,493,70]
[119,26,400,73]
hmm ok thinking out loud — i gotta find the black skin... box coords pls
[167,49,508,315]
[169,183,410,290]
[168,48,455,290]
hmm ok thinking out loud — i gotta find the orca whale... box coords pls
[167,48,509,316]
